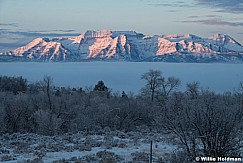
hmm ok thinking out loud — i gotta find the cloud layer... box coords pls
[0,23,18,27]
[181,18,243,27]
[147,1,195,8]
[195,0,243,13]
[0,29,80,52]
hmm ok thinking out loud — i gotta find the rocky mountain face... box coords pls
[1,30,243,62]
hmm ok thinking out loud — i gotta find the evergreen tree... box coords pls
[94,81,108,92]
[122,91,128,98]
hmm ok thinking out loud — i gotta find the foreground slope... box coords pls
[1,30,243,62]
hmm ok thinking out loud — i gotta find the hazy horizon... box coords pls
[1,62,242,93]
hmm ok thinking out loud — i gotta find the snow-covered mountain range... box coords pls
[1,30,243,62]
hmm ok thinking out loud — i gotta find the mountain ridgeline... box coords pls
[1,30,243,62]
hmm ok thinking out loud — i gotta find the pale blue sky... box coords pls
[0,0,243,52]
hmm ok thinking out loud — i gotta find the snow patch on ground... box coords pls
[0,131,178,162]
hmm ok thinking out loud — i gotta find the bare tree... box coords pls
[235,82,243,129]
[160,76,181,97]
[41,76,53,111]
[238,82,243,110]
[156,76,181,109]
[140,69,163,102]
[186,81,200,99]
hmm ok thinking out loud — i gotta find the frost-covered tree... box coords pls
[0,75,27,94]
[34,109,62,135]
[159,90,242,160]
[3,93,33,133]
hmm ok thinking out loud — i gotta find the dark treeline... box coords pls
[0,75,27,94]
[0,71,242,161]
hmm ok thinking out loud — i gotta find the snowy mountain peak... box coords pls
[211,33,229,40]
[83,30,112,38]
[11,37,49,56]
[210,33,241,46]
[1,30,243,62]
[6,38,69,61]
[163,33,202,42]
